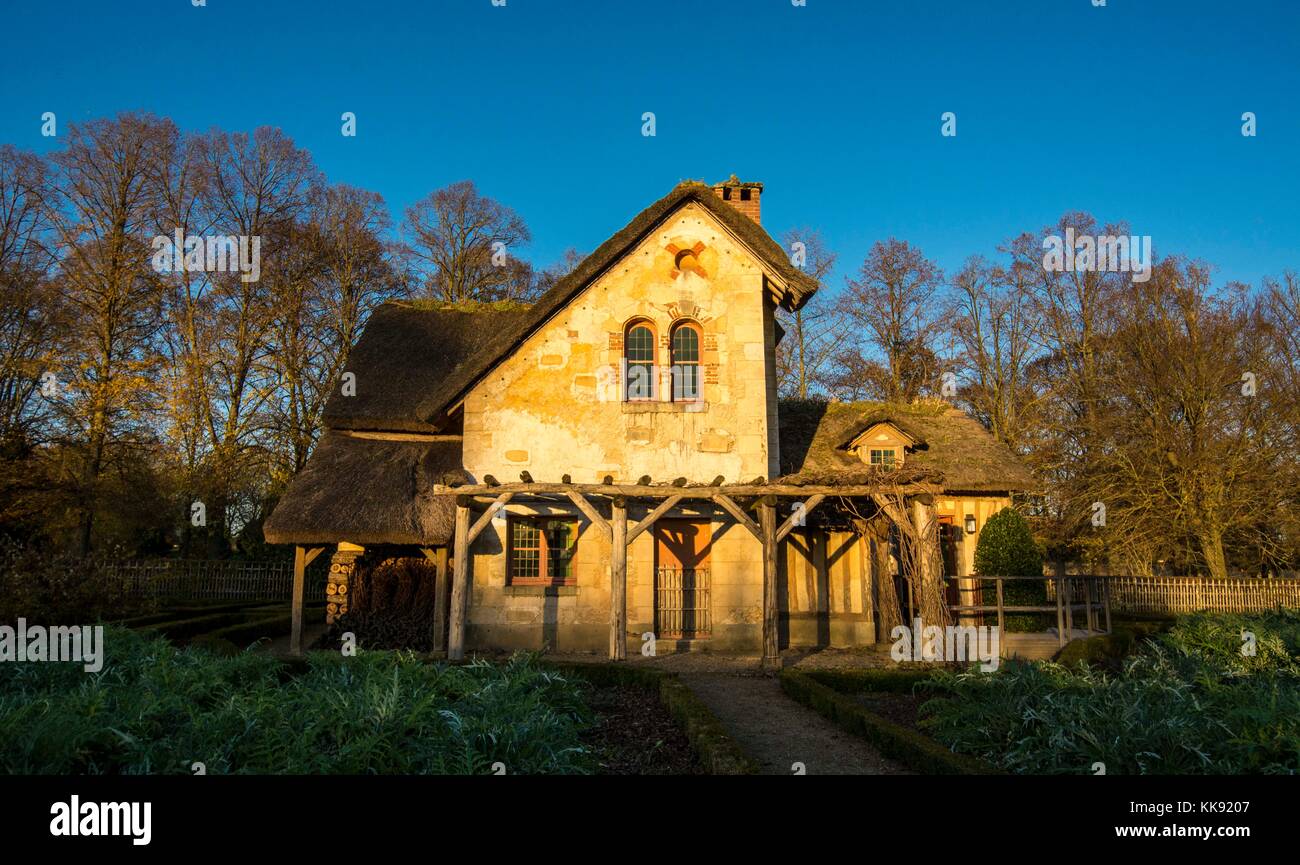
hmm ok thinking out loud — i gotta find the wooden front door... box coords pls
[653,519,712,639]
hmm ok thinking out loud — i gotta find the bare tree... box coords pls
[949,253,1042,447]
[777,228,844,398]
[836,239,945,402]
[400,181,531,302]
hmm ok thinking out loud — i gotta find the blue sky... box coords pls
[2,0,1297,289]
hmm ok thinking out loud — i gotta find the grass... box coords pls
[916,609,1300,774]
[0,627,595,774]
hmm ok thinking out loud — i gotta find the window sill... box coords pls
[504,585,578,597]
[622,401,707,414]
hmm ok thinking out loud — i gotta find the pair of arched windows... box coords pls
[624,320,701,402]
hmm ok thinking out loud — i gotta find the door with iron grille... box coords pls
[653,519,712,639]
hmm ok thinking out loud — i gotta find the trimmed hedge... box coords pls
[138,611,252,642]
[545,662,758,775]
[779,669,997,775]
[801,668,938,694]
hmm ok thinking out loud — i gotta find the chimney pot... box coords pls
[711,175,762,225]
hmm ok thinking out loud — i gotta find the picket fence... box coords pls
[1095,575,1300,615]
[106,559,326,602]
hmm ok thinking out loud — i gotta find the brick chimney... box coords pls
[711,174,762,225]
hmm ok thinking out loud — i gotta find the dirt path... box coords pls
[681,673,910,775]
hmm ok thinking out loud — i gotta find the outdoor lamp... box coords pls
[964,514,977,535]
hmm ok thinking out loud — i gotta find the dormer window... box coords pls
[869,448,897,470]
[846,421,922,469]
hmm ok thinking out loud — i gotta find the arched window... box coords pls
[670,321,701,402]
[624,321,656,401]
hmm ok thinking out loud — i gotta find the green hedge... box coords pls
[138,612,252,642]
[545,662,759,775]
[801,668,938,694]
[779,669,997,775]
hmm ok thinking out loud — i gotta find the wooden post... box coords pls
[291,546,307,655]
[760,498,779,670]
[610,497,628,661]
[1102,578,1112,633]
[448,503,472,661]
[1084,579,1095,634]
[1064,577,1074,639]
[995,577,1005,635]
[432,547,449,652]
[290,545,323,655]
[1055,577,1066,647]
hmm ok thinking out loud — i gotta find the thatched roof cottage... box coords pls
[265,178,1035,664]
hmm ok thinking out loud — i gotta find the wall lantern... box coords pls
[964,514,978,535]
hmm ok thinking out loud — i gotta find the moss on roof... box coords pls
[777,399,1037,493]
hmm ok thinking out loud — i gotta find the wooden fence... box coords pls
[1101,576,1300,615]
[106,559,327,602]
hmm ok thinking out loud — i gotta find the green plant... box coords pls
[975,508,1046,632]
[916,610,1300,774]
[0,627,596,774]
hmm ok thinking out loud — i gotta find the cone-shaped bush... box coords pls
[974,507,1043,577]
[975,508,1045,631]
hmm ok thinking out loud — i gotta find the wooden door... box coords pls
[653,519,712,638]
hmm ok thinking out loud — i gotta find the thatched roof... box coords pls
[777,399,1037,493]
[323,181,819,432]
[263,433,470,546]
[323,303,532,433]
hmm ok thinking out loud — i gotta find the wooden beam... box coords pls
[448,503,471,661]
[290,545,324,655]
[610,498,628,661]
[776,494,826,543]
[627,494,684,544]
[566,491,610,537]
[466,492,513,544]
[713,493,761,541]
[760,500,780,670]
[422,546,450,653]
[434,481,941,498]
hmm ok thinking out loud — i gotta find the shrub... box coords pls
[0,627,596,774]
[917,610,1300,774]
[975,508,1046,632]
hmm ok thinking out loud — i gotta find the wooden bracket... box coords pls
[776,494,826,543]
[627,494,684,545]
[713,493,761,541]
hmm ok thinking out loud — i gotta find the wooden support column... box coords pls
[760,498,780,670]
[448,503,472,661]
[290,545,324,655]
[422,546,450,652]
[610,497,628,661]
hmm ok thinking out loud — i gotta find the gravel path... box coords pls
[681,673,910,775]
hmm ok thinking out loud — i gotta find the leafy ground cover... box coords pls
[917,609,1300,774]
[0,627,597,774]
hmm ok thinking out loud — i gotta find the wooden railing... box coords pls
[946,575,1110,648]
[947,574,1300,645]
[105,559,326,602]
[1101,575,1300,615]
